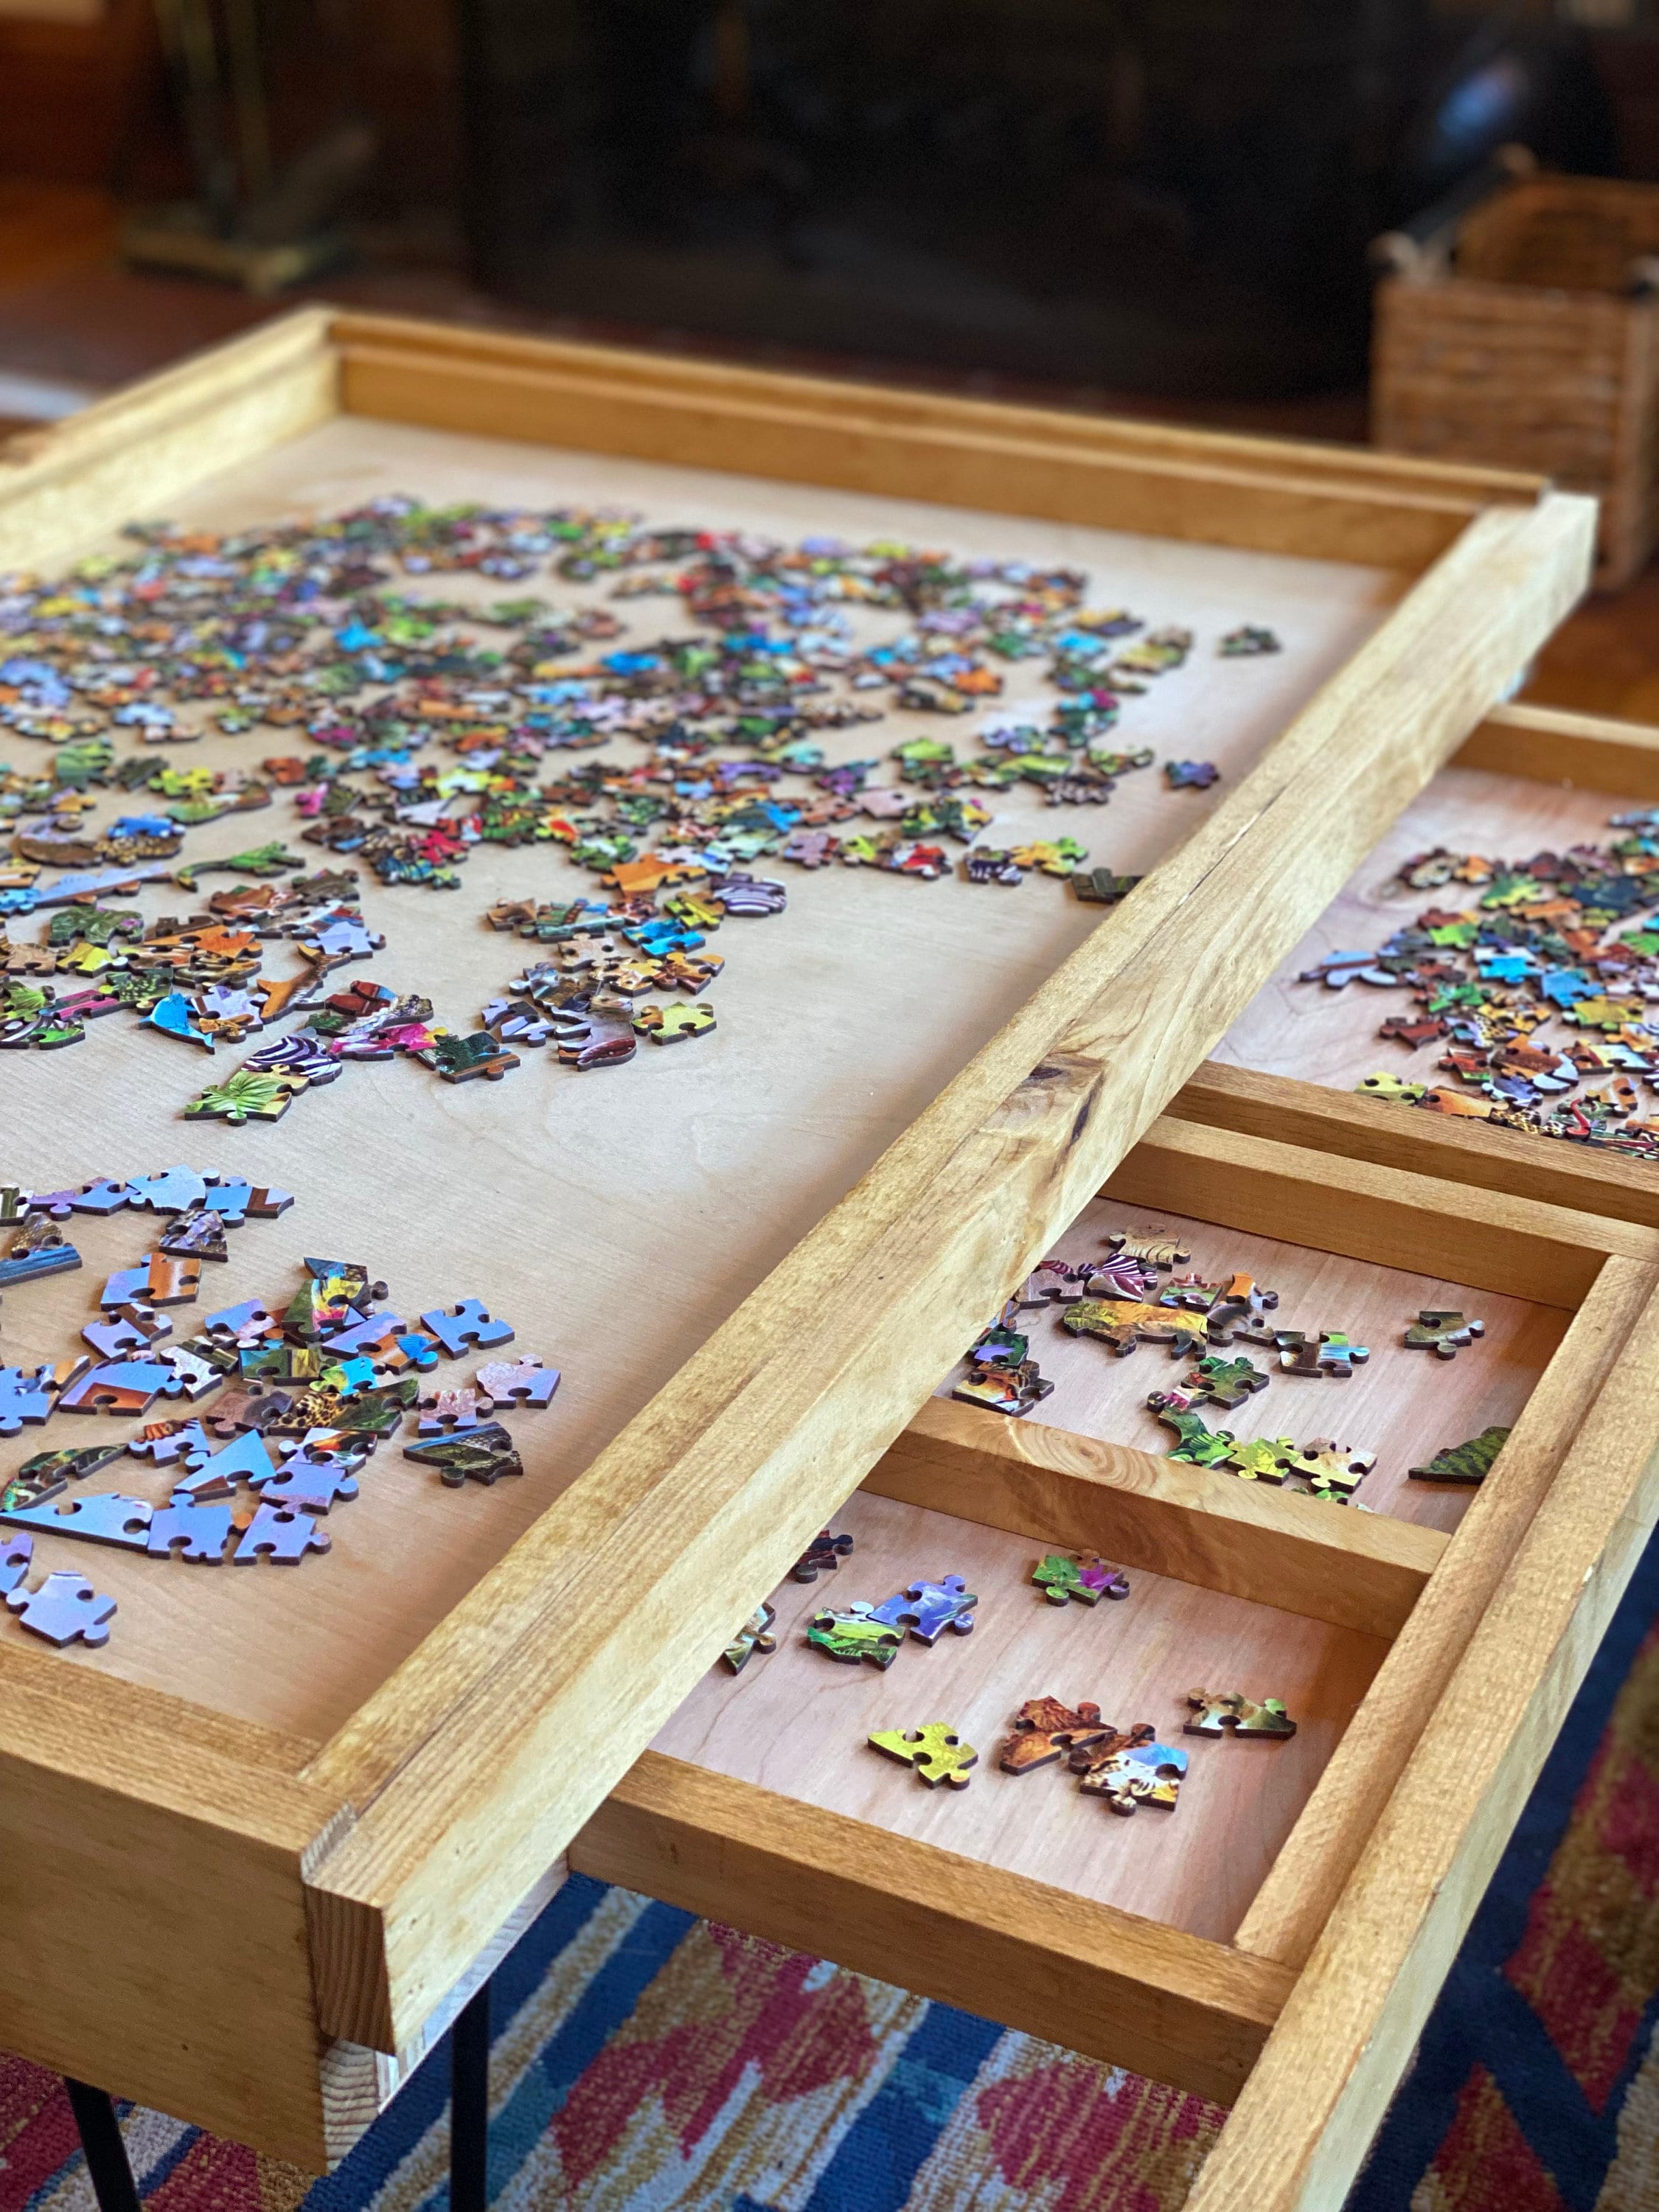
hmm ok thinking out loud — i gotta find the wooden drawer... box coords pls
[0,310,1599,2195]
[575,1108,1659,2208]
[1202,699,1659,1231]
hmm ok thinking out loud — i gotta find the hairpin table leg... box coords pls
[63,2079,142,2212]
[450,1978,492,2212]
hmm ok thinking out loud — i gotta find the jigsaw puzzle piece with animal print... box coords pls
[867,1723,978,1788]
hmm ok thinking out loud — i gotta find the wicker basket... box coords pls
[1373,175,1659,588]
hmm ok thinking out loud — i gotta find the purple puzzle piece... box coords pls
[233,1502,331,1565]
[0,1366,54,1434]
[261,1455,361,1514]
[0,1532,32,1593]
[6,1569,116,1646]
[869,1574,978,1644]
[171,1428,278,1498]
[128,1419,214,1469]
[0,1492,152,1548]
[476,1357,560,1409]
[147,1500,239,1562]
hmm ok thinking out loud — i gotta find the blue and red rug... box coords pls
[7,1531,1659,2212]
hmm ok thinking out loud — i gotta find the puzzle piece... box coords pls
[1410,1425,1512,1485]
[1150,1404,1239,1467]
[790,1528,855,1582]
[1175,1353,1268,1410]
[156,1339,232,1400]
[419,1029,521,1082]
[475,1357,560,1409]
[951,1358,1054,1416]
[204,1298,278,1342]
[2,1444,124,1514]
[634,1001,717,1045]
[1076,1736,1188,1815]
[1071,867,1143,905]
[1277,1330,1370,1379]
[171,1428,279,1498]
[83,1304,172,1360]
[1284,1438,1376,1502]
[403,1422,524,1486]
[201,1178,293,1225]
[147,1500,240,1562]
[0,1491,152,1548]
[6,1569,115,1646]
[868,1723,978,1789]
[57,1360,172,1416]
[417,1385,483,1434]
[0,1211,81,1287]
[1061,1297,1208,1358]
[1403,1309,1485,1358]
[869,1576,978,1644]
[721,1601,777,1673]
[128,1419,213,1469]
[1015,1260,1083,1307]
[999,1697,1111,1775]
[260,1455,361,1514]
[0,1366,54,1433]
[420,1300,515,1357]
[1220,1435,1300,1485]
[159,1208,229,1262]
[125,1166,209,1214]
[1031,1552,1130,1606]
[1164,760,1220,791]
[1105,1228,1192,1273]
[233,1501,331,1564]
[1185,1688,1297,1739]
[804,1606,904,1669]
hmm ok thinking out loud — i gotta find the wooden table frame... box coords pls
[0,307,1609,2207]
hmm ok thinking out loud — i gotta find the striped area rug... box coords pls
[6,1529,1659,2212]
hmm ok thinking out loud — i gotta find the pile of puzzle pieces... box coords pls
[1295,823,1659,1158]
[0,1188,563,1646]
[947,1224,1500,1505]
[1,501,1268,1112]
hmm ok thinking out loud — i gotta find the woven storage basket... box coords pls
[1374,175,1659,587]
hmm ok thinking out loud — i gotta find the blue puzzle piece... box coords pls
[420,1300,515,1357]
[869,1574,979,1644]
[72,1178,136,1214]
[147,1500,238,1562]
[0,1242,81,1288]
[127,1166,210,1214]
[173,1428,278,1497]
[0,1532,32,1594]
[6,1569,116,1646]
[0,1491,153,1548]
[0,1366,56,1434]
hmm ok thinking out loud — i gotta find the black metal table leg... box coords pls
[63,2079,142,2212]
[450,1978,492,2212]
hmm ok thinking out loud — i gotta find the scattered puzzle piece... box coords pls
[790,1528,855,1582]
[1031,1552,1130,1606]
[474,1357,560,1409]
[868,1723,978,1788]
[999,1697,1111,1775]
[869,1576,978,1644]
[1410,1425,1512,1485]
[1106,1228,1192,1272]
[1277,1330,1370,1379]
[1403,1309,1485,1358]
[1076,1736,1189,1815]
[233,1502,331,1564]
[403,1421,524,1486]
[722,1601,777,1673]
[420,1299,515,1357]
[0,1532,32,1594]
[804,1606,904,1668]
[1185,1688,1297,1739]
[0,1491,153,1547]
[147,1500,240,1562]
[1175,1353,1267,1410]
[6,1569,115,1646]
[57,1360,172,1416]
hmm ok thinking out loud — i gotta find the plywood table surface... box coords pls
[651,1489,1386,1944]
[1219,763,1649,1099]
[0,414,1397,1743]
[935,1197,1566,1533]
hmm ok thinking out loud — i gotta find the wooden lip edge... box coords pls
[336,337,1512,536]
[571,1749,1294,2107]
[872,1397,1445,1642]
[1455,698,1659,796]
[1104,1112,1658,1304]
[324,307,1547,507]
[1174,1062,1659,1230]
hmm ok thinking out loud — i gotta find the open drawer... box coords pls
[577,1105,1659,2207]
[0,310,1599,2191]
[1194,699,1659,1232]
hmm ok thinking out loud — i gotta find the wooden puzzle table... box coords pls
[4,310,1650,2212]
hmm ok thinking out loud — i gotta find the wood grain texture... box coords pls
[334,313,1543,570]
[1455,698,1659,796]
[1176,1060,1659,1231]
[991,1187,1569,1534]
[1235,1255,1658,1972]
[646,1489,1386,1945]
[874,1398,1447,1640]
[0,307,336,571]
[1105,1116,1658,1304]
[572,1750,1295,2106]
[1189,1259,1659,2212]
[302,490,1594,2053]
